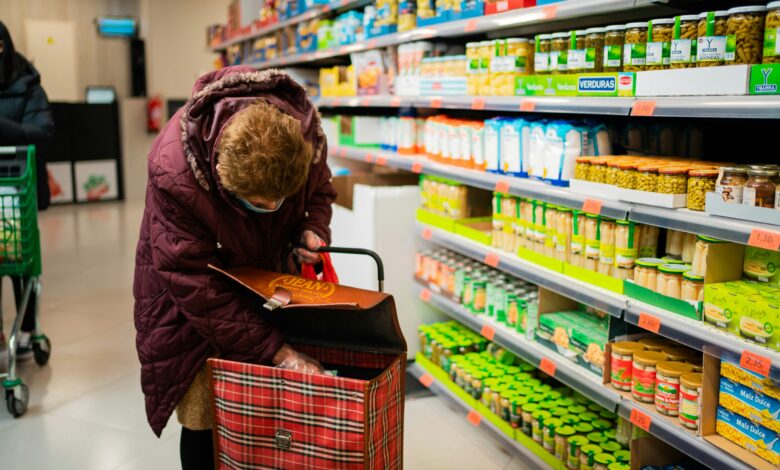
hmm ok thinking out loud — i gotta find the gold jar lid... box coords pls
[656,361,694,377]
[662,347,699,362]
[633,351,667,366]
[639,337,672,352]
[680,372,703,389]
[611,341,645,355]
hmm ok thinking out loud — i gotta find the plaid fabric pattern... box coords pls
[210,347,404,470]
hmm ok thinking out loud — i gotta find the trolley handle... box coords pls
[0,146,27,157]
[314,246,385,292]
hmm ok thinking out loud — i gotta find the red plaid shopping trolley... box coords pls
[207,247,406,469]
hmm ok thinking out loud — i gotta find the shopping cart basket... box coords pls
[0,145,51,418]
[208,247,406,469]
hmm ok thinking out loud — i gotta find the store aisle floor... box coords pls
[0,201,521,470]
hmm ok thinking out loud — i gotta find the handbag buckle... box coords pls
[275,429,292,450]
[263,298,283,311]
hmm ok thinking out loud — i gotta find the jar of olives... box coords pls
[726,6,767,65]
[658,167,688,194]
[603,25,626,72]
[623,22,648,71]
[551,32,569,74]
[687,169,718,211]
[535,34,552,73]
[585,27,606,71]
[606,159,622,186]
[646,18,674,70]
[671,15,699,68]
[575,157,594,181]
[588,159,608,183]
[697,11,728,67]
[636,164,660,192]
[765,2,780,64]
[617,162,638,189]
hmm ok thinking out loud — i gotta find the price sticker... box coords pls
[632,100,657,117]
[638,313,661,333]
[390,97,402,107]
[339,46,349,54]
[367,39,378,49]
[323,4,331,12]
[629,408,652,432]
[496,0,508,12]
[740,350,772,377]
[464,19,478,33]
[467,410,482,426]
[519,100,536,112]
[419,373,434,388]
[494,180,511,194]
[375,156,387,166]
[539,358,556,377]
[412,162,424,174]
[471,97,486,110]
[361,98,371,106]
[582,198,603,215]
[420,288,432,302]
[364,154,374,163]
[430,98,443,108]
[542,5,558,19]
[422,227,433,240]
[484,252,500,268]
[333,98,342,107]
[339,148,348,158]
[340,0,349,6]
[748,228,780,251]
[480,324,495,341]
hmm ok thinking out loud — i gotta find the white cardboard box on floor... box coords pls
[635,65,750,96]
[619,188,687,208]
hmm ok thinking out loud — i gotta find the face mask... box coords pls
[239,197,285,214]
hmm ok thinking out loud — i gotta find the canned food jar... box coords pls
[638,224,659,258]
[726,6,767,64]
[681,272,704,302]
[568,30,588,73]
[765,2,780,63]
[585,27,606,71]
[588,158,609,183]
[570,210,586,268]
[606,159,621,186]
[584,214,601,272]
[658,166,688,194]
[687,168,718,211]
[679,372,703,430]
[580,444,603,470]
[690,235,721,276]
[615,220,639,269]
[656,263,689,299]
[598,218,616,276]
[535,34,552,73]
[623,22,648,71]
[510,396,528,429]
[697,11,729,67]
[600,441,621,453]
[682,231,697,264]
[617,162,638,189]
[632,350,667,403]
[521,403,539,436]
[555,208,573,263]
[555,425,576,460]
[610,341,644,391]
[634,257,663,290]
[665,229,684,260]
[531,410,552,444]
[575,157,595,180]
[586,431,606,444]
[551,32,570,74]
[603,25,626,72]
[743,169,776,208]
[543,418,563,452]
[575,422,594,435]
[662,347,698,363]
[567,435,590,470]
[654,361,694,416]
[671,15,699,68]
[593,453,616,470]
[635,164,659,192]
[606,463,629,470]
[646,18,674,70]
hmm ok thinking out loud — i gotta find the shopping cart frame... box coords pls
[0,145,51,418]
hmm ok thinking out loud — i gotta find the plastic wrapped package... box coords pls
[543,122,588,187]
[587,123,612,156]
[500,119,523,177]
[528,121,547,180]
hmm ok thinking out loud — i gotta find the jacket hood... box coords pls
[178,66,324,192]
[0,20,36,90]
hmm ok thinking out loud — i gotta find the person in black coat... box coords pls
[0,21,53,358]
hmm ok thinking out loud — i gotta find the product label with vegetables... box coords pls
[623,43,646,66]
[697,36,727,62]
[645,41,671,66]
[603,44,622,68]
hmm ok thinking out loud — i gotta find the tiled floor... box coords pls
[0,201,523,469]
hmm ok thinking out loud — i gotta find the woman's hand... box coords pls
[272,343,325,374]
[294,230,323,265]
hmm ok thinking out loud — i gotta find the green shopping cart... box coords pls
[0,145,50,418]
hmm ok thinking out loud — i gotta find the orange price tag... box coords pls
[323,4,331,12]
[422,227,433,240]
[519,100,536,112]
[467,410,482,427]
[376,156,387,166]
[367,39,378,49]
[339,148,347,158]
[364,154,374,163]
[420,288,432,302]
[471,97,486,110]
[748,228,780,251]
[494,180,510,194]
[542,5,557,19]
[339,46,349,54]
[484,252,500,268]
[629,408,652,432]
[361,98,371,106]
[430,98,442,108]
[582,198,603,215]
[340,0,349,6]
[638,313,661,333]
[464,19,478,33]
[333,98,342,106]
[390,97,402,107]
[412,162,424,174]
[480,324,495,341]
[539,358,556,377]
[419,373,434,388]
[632,100,657,117]
[740,350,772,377]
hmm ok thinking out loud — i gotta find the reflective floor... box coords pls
[0,201,522,469]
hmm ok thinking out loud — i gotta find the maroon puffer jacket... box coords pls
[133,66,336,436]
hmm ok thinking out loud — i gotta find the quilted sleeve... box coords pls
[147,166,284,364]
[296,138,336,244]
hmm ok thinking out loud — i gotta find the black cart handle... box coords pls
[314,246,385,292]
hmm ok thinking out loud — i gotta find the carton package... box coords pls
[704,281,780,352]
[715,406,780,466]
[719,377,780,433]
[720,362,780,400]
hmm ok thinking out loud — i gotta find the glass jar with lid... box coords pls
[466,42,480,94]
[535,34,552,73]
[617,162,638,189]
[598,218,616,276]
[610,341,644,391]
[477,41,493,94]
[585,27,606,71]
[687,168,718,211]
[697,11,729,67]
[656,263,689,299]
[584,214,601,272]
[646,18,674,70]
[655,361,694,416]
[615,220,639,269]
[636,164,659,192]
[588,158,609,183]
[679,372,703,430]
[715,166,748,204]
[639,224,659,257]
[551,32,569,74]
[632,350,668,403]
[681,272,704,302]
[623,22,648,71]
[605,159,621,186]
[682,232,697,264]
[568,30,588,73]
[726,6,767,65]
[658,166,688,194]
[603,25,626,72]
[507,38,531,76]
[570,210,586,268]
[671,15,699,68]
[690,235,723,277]
[555,208,573,263]
[634,257,664,290]
[743,169,776,208]
[575,157,594,181]
[765,2,780,64]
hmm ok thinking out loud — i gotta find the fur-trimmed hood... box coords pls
[178,66,324,192]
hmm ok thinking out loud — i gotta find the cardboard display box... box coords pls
[705,192,780,227]
[635,65,750,97]
[332,171,420,210]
